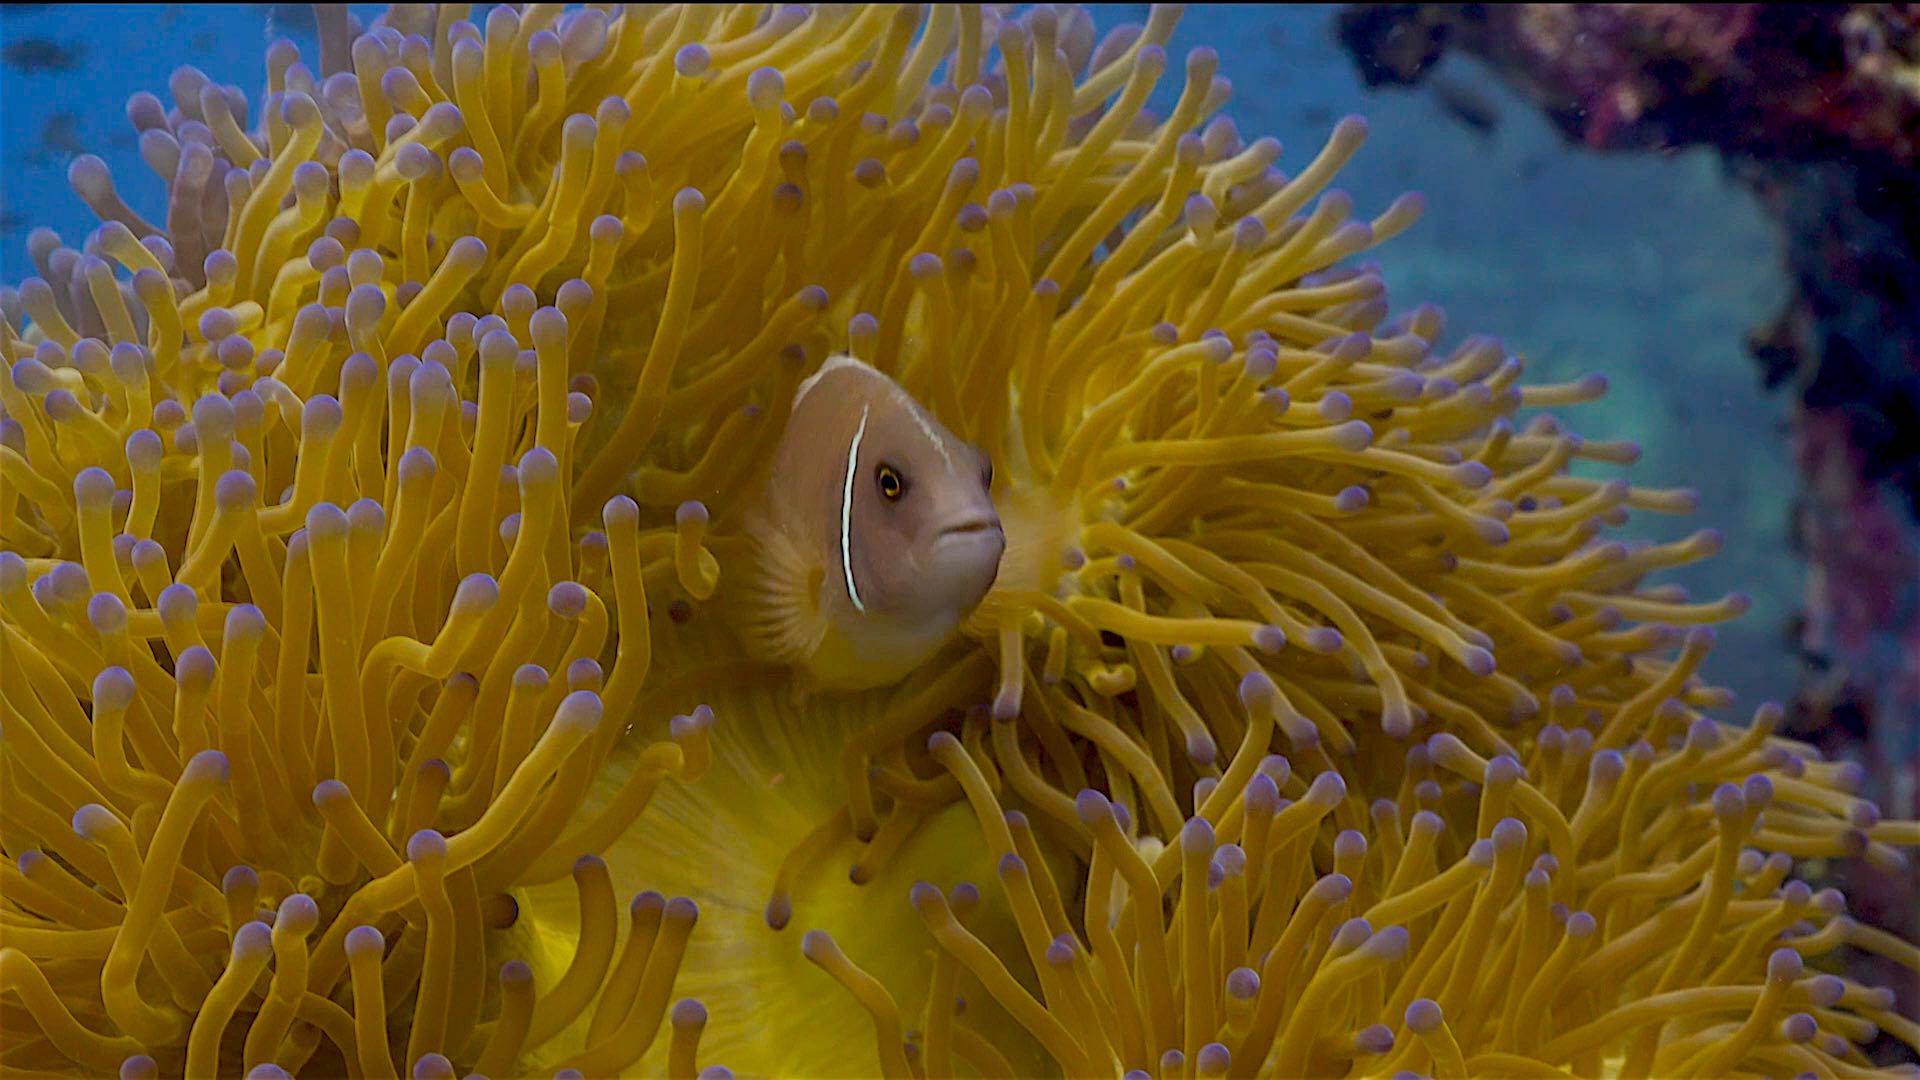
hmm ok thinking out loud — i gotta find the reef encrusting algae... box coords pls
[1,3,1917,1077]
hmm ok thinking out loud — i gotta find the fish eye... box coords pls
[875,463,906,502]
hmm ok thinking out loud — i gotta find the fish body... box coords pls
[734,355,1005,692]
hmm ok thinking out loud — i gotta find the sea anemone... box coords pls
[807,709,1920,1076]
[2,3,1917,1078]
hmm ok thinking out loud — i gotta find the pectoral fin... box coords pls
[731,519,830,670]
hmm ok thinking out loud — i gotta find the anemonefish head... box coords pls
[797,356,1005,624]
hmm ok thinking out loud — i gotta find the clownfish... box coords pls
[733,355,1005,692]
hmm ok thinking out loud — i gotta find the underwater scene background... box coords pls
[1,3,1915,1077]
[0,2,1807,709]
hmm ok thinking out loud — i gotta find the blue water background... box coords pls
[0,4,1796,711]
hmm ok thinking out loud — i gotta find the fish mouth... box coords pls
[931,517,1008,604]
[937,517,1005,542]
[933,517,1007,565]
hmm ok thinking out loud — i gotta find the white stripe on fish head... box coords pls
[840,403,871,613]
[797,356,952,472]
[793,353,869,410]
[892,384,957,474]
